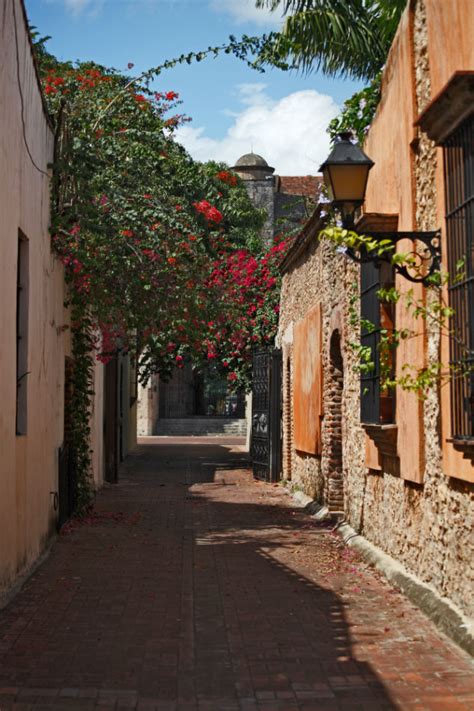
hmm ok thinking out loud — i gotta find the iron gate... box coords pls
[251,348,282,482]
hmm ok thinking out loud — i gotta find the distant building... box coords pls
[232,152,322,244]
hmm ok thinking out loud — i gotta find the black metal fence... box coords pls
[251,348,282,482]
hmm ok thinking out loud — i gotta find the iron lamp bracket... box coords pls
[345,230,441,284]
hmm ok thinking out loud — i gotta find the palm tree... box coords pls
[256,0,407,80]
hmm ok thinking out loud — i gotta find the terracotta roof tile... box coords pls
[277,175,323,197]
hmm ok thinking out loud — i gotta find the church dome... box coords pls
[232,152,275,180]
[235,152,269,168]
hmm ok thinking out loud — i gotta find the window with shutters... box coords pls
[360,260,395,425]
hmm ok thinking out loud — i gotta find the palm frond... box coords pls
[255,0,406,79]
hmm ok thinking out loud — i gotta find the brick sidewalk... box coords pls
[0,438,472,711]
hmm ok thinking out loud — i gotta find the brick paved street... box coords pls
[0,437,472,711]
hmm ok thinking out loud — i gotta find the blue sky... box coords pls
[25,0,364,175]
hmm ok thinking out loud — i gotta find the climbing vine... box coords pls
[327,74,382,145]
[322,226,471,397]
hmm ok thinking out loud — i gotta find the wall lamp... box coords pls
[320,132,441,284]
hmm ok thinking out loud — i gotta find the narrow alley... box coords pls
[0,438,472,711]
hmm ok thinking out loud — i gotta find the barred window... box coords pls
[444,115,474,440]
[360,260,395,425]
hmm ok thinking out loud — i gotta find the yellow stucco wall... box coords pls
[0,0,66,591]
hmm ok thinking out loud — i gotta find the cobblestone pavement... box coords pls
[0,437,472,711]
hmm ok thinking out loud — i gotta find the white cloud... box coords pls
[175,84,339,176]
[59,0,282,23]
[64,0,92,11]
[209,0,283,27]
[61,0,105,15]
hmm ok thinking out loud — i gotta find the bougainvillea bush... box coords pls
[33,36,290,504]
[36,41,288,373]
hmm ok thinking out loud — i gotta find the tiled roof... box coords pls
[277,175,323,197]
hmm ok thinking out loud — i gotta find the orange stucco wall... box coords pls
[364,6,416,230]
[425,0,474,98]
[363,0,473,483]
[0,0,66,591]
[363,4,425,483]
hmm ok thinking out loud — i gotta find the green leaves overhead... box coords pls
[255,0,406,80]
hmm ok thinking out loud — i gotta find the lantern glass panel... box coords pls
[326,164,370,203]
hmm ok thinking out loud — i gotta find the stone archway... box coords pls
[325,329,344,512]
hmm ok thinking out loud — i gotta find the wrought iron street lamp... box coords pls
[319,132,441,284]
[319,131,374,229]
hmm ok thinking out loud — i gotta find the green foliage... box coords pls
[255,0,406,80]
[327,74,381,144]
[323,229,473,398]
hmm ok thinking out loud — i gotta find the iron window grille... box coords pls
[443,115,474,440]
[360,260,396,425]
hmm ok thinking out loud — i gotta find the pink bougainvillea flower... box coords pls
[206,207,223,224]
[193,200,211,214]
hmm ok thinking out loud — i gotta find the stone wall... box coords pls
[354,0,473,620]
[278,0,473,619]
[278,237,365,511]
[243,179,275,246]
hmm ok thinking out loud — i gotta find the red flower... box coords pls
[166,91,179,101]
[193,201,223,224]
[228,372,237,382]
[194,200,211,215]
[206,207,223,224]
[121,229,134,238]
[167,257,177,265]
[133,94,147,103]
[216,170,238,187]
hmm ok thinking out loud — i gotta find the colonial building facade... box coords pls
[0,0,137,600]
[278,0,473,623]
